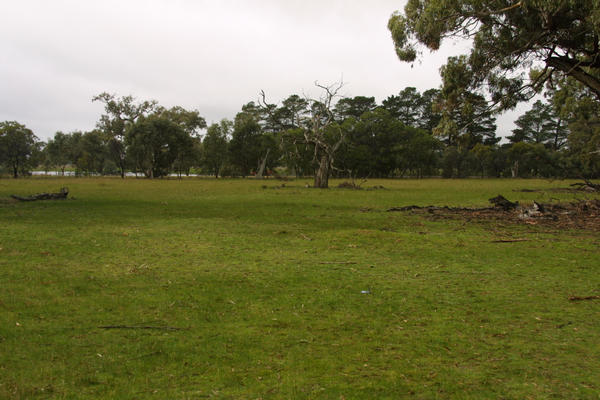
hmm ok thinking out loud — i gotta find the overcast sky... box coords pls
[1,0,520,141]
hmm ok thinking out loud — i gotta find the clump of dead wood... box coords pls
[388,194,600,231]
[337,181,362,189]
[10,187,69,202]
[337,178,368,190]
[570,179,600,192]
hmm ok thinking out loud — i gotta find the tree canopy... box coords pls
[0,121,39,178]
[388,0,600,107]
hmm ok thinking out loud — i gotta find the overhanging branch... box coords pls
[546,56,600,99]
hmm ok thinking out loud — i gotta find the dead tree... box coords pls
[259,81,345,187]
[304,81,345,188]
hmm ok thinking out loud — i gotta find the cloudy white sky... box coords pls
[1,0,520,141]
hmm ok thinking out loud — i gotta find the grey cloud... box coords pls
[1,0,520,141]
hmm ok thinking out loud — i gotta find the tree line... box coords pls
[387,0,600,181]
[3,2,600,185]
[1,78,599,185]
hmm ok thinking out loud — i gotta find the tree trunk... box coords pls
[314,154,330,188]
[511,160,519,178]
[256,149,270,179]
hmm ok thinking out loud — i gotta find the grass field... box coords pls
[0,178,598,399]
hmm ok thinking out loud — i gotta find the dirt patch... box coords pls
[388,197,600,231]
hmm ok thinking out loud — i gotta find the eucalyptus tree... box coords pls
[125,114,193,178]
[93,93,158,178]
[389,0,600,107]
[262,94,312,177]
[338,107,407,178]
[507,142,551,177]
[157,106,206,177]
[278,127,314,178]
[45,131,73,175]
[238,99,281,178]
[74,130,110,175]
[229,111,263,177]
[0,121,39,178]
[549,77,600,176]
[203,119,231,178]
[396,128,443,178]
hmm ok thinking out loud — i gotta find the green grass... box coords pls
[0,178,598,399]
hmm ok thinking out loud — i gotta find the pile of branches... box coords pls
[337,178,367,190]
[388,195,600,231]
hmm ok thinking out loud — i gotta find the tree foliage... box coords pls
[125,114,194,178]
[0,121,39,178]
[389,0,600,108]
[8,75,600,179]
[93,93,158,178]
[509,100,568,149]
[383,87,422,126]
[45,131,72,175]
[433,56,498,148]
[203,120,231,178]
[549,77,600,176]
[229,110,263,177]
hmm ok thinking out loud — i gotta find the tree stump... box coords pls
[488,195,518,211]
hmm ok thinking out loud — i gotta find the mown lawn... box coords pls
[0,178,598,399]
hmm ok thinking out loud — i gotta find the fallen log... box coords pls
[388,205,430,212]
[319,261,358,265]
[98,325,183,331]
[10,187,69,202]
[568,295,600,301]
[387,205,491,212]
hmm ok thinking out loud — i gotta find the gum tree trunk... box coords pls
[314,154,330,188]
[256,148,270,179]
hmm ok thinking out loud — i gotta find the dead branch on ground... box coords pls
[11,187,69,201]
[98,325,183,331]
[568,295,600,301]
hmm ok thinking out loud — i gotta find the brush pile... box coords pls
[388,195,600,231]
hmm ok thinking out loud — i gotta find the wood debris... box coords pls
[388,196,600,231]
[11,187,69,201]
